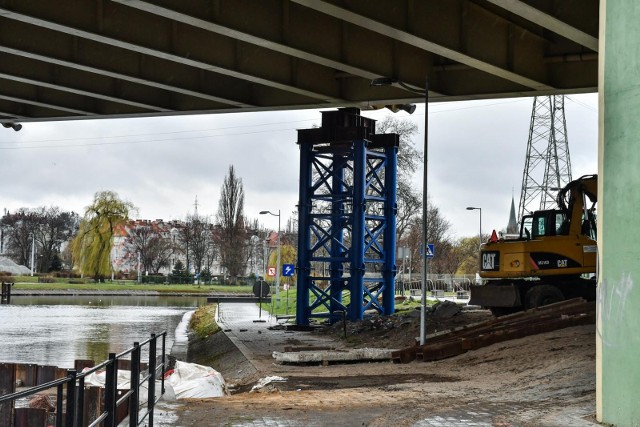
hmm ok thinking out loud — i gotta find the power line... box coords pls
[0,117,320,145]
[0,98,538,150]
[565,95,597,113]
[0,126,301,150]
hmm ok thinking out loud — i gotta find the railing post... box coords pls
[147,334,157,426]
[65,369,77,427]
[56,381,64,427]
[76,376,85,427]
[160,333,166,395]
[129,342,141,427]
[104,353,117,427]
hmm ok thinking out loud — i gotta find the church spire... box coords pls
[507,195,518,234]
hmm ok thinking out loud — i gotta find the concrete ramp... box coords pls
[273,348,395,365]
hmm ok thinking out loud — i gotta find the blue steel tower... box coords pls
[296,108,399,326]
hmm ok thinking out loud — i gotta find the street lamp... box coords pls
[466,207,482,250]
[371,75,429,345]
[259,209,281,303]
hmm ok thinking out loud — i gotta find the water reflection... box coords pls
[0,295,206,368]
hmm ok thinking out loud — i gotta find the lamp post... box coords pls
[30,234,35,276]
[371,75,429,345]
[259,209,281,303]
[466,207,482,250]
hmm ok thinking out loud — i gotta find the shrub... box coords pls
[68,279,86,284]
[38,276,55,283]
[141,274,168,284]
[54,271,81,279]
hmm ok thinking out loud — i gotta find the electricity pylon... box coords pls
[517,95,572,224]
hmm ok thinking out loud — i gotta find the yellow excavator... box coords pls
[469,174,598,316]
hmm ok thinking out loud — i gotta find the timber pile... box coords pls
[391,298,595,364]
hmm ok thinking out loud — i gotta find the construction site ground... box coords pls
[158,301,598,426]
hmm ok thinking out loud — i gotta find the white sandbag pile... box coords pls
[164,361,228,399]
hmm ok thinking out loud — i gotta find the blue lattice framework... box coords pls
[296,108,399,325]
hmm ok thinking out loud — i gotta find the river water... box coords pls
[0,295,207,369]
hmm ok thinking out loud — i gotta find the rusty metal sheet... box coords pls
[0,363,16,427]
[16,364,38,387]
[36,365,57,384]
[14,408,47,427]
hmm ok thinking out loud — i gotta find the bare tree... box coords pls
[176,221,194,274]
[215,165,248,279]
[125,223,173,274]
[1,208,41,268]
[187,214,213,279]
[0,207,78,272]
[405,201,452,275]
[34,207,80,272]
[376,116,421,241]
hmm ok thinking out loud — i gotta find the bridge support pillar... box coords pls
[296,108,398,326]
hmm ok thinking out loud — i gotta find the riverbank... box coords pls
[10,288,254,297]
[8,280,253,295]
[174,304,258,386]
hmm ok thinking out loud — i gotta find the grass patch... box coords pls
[189,305,220,339]
[13,282,252,294]
[262,288,440,317]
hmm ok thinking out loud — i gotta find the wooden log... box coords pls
[391,347,418,364]
[417,340,466,362]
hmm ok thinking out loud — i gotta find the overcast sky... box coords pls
[0,93,598,240]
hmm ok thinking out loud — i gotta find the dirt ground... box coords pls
[162,304,597,426]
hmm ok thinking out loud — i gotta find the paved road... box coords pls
[215,302,336,373]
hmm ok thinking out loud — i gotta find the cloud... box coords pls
[0,94,598,239]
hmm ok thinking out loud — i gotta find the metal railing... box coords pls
[395,275,475,297]
[0,332,167,427]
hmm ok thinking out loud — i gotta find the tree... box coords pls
[0,207,78,272]
[71,191,135,282]
[186,214,213,281]
[125,223,173,274]
[1,208,41,267]
[404,200,452,275]
[266,243,297,281]
[375,116,422,241]
[215,165,248,278]
[34,207,79,273]
[454,236,484,275]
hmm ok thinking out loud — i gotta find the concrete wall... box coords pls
[597,0,640,424]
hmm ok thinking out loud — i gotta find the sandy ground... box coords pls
[157,306,597,426]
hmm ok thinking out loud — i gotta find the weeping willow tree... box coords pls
[71,191,135,282]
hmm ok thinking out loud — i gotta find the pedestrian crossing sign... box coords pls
[421,243,435,258]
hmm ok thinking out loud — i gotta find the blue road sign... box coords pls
[282,264,295,277]
[420,243,435,258]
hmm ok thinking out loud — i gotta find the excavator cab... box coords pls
[528,210,568,238]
